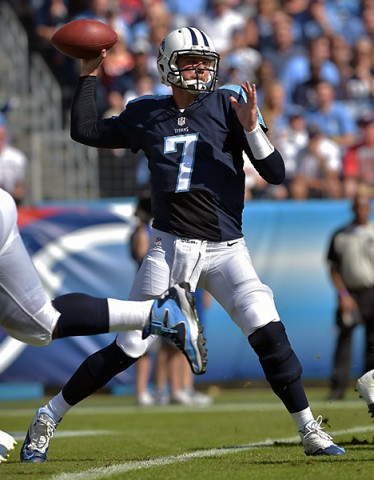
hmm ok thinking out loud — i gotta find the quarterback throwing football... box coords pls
[21,27,345,462]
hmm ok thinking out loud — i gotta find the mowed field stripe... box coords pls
[49,425,374,480]
[3,399,365,418]
[12,430,114,442]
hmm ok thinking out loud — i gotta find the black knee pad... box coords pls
[248,321,302,386]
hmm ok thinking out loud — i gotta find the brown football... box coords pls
[51,19,118,59]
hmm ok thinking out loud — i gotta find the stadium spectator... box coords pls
[107,38,156,114]
[258,80,291,144]
[0,124,28,205]
[291,58,324,109]
[304,80,357,150]
[196,0,247,58]
[33,0,69,49]
[99,35,135,93]
[289,123,343,200]
[253,0,281,52]
[164,0,209,26]
[219,27,262,86]
[326,189,374,400]
[293,0,340,43]
[32,0,71,90]
[261,10,306,79]
[344,36,374,120]
[342,112,374,198]
[254,59,277,108]
[324,0,366,45]
[131,0,172,46]
[279,35,340,107]
[329,34,352,101]
[272,106,309,198]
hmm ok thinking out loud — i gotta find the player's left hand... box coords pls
[230,81,258,132]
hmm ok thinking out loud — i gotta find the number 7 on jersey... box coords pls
[164,133,199,192]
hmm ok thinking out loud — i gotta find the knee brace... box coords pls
[248,321,302,387]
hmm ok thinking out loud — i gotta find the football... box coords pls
[51,19,118,59]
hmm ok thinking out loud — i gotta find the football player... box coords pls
[356,369,374,418]
[21,27,344,462]
[0,187,206,462]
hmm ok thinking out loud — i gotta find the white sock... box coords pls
[42,391,72,423]
[107,299,153,332]
[291,407,314,431]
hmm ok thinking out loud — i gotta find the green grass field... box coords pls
[1,386,373,480]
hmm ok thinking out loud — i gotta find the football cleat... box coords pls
[299,416,345,456]
[146,283,208,375]
[0,430,17,463]
[20,409,58,463]
[356,370,374,417]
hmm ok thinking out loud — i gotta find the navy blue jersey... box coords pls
[71,77,285,241]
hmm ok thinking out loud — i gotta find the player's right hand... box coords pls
[80,49,107,77]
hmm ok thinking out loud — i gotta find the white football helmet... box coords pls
[157,27,220,94]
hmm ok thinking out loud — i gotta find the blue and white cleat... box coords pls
[20,409,58,463]
[0,430,17,463]
[356,370,374,418]
[299,416,345,456]
[146,283,208,375]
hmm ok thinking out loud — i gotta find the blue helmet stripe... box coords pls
[199,30,210,47]
[187,27,199,45]
[187,27,210,47]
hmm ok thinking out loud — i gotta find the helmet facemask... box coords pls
[168,50,219,94]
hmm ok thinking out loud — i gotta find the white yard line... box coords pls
[49,425,374,480]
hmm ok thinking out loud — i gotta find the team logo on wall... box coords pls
[0,205,135,381]
[0,328,26,376]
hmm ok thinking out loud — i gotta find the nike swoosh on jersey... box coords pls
[227,241,238,247]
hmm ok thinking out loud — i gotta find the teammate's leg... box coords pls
[20,284,207,462]
[0,430,17,463]
[356,369,374,418]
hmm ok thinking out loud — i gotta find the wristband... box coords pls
[245,123,275,160]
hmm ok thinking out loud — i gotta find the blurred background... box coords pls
[0,0,373,400]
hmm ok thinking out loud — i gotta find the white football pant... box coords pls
[116,228,280,357]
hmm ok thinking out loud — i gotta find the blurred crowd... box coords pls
[7,0,374,201]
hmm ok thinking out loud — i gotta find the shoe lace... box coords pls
[29,415,56,451]
[303,415,332,442]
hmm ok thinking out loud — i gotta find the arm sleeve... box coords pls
[250,148,286,185]
[70,76,131,149]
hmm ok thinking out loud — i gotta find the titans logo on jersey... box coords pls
[72,79,284,242]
